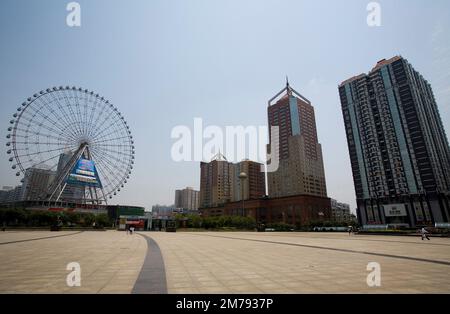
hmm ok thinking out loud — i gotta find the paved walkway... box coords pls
[0,231,146,293]
[144,232,450,294]
[1,231,449,293]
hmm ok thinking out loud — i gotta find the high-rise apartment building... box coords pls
[21,167,56,201]
[330,199,352,223]
[151,204,176,217]
[200,152,233,208]
[175,187,200,210]
[339,56,450,227]
[199,153,265,208]
[267,81,327,198]
[230,159,266,202]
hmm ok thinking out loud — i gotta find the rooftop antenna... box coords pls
[286,75,292,95]
[268,76,311,106]
[212,149,227,161]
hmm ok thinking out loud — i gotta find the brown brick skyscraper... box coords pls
[267,80,327,198]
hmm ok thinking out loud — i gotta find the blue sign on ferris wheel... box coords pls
[67,158,103,188]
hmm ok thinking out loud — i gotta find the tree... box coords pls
[95,214,111,228]
[81,213,95,227]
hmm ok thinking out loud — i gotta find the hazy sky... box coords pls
[0,0,449,212]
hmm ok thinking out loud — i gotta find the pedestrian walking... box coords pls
[348,226,353,236]
[421,227,430,241]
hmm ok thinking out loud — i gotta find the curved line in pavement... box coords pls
[191,233,450,267]
[263,233,450,247]
[132,233,167,294]
[0,231,83,245]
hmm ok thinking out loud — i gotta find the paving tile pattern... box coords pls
[0,231,146,293]
[1,231,450,294]
[146,232,450,294]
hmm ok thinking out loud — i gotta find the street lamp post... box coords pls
[238,172,248,217]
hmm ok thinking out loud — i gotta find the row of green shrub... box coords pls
[173,214,358,231]
[175,214,257,230]
[0,207,112,228]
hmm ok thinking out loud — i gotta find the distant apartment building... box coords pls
[267,80,327,198]
[11,186,23,202]
[151,204,176,217]
[0,186,13,203]
[1,152,88,204]
[0,185,22,203]
[230,160,266,202]
[200,152,233,208]
[339,56,450,227]
[21,167,56,201]
[200,153,265,208]
[330,199,351,223]
[175,187,200,210]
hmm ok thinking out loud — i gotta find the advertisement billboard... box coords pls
[66,158,103,188]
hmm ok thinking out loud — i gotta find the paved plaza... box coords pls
[0,230,449,293]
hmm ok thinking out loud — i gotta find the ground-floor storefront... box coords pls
[356,193,450,228]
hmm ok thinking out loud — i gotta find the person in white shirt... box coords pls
[421,227,430,241]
